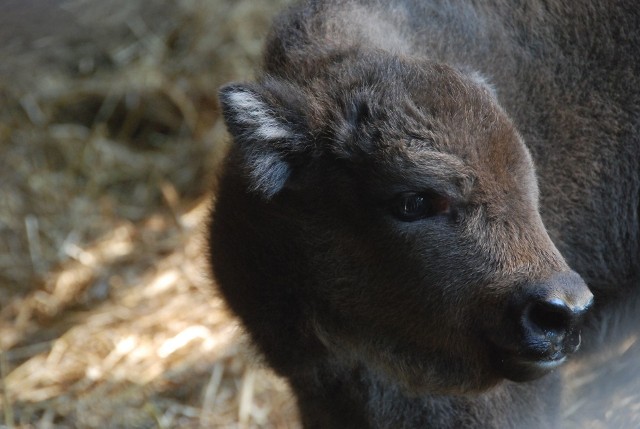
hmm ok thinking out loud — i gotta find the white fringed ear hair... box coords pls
[219,83,304,198]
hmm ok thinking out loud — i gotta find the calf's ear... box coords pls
[218,83,307,198]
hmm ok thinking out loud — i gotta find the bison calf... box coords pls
[208,0,640,427]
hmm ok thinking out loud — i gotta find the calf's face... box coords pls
[216,55,593,394]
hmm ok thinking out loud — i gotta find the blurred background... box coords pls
[0,1,638,428]
[0,0,298,427]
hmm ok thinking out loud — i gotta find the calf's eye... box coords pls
[391,192,450,222]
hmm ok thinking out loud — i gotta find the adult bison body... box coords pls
[208,0,639,427]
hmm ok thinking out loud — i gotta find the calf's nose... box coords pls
[520,271,593,353]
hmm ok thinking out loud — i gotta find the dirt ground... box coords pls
[0,1,637,428]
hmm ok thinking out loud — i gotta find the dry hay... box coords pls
[1,1,638,428]
[1,0,298,427]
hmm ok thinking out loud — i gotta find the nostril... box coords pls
[525,298,574,336]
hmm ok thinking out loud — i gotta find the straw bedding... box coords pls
[1,1,297,427]
[0,1,637,428]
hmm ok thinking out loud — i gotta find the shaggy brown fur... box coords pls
[209,1,640,427]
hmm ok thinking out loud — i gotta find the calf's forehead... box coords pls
[356,85,535,202]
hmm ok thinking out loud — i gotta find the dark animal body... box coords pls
[208,1,640,427]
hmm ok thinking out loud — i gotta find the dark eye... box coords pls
[391,192,450,222]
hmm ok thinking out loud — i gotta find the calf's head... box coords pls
[212,54,593,395]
